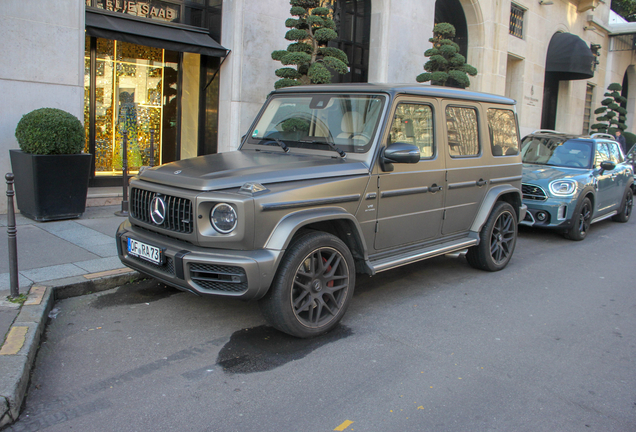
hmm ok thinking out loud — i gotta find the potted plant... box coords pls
[10,108,92,221]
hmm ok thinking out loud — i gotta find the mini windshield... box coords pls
[247,94,385,154]
[521,137,593,169]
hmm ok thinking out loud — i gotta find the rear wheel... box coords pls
[612,187,633,223]
[564,197,592,241]
[466,201,517,272]
[259,231,355,338]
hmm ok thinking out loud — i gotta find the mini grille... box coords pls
[128,255,175,276]
[522,184,547,201]
[130,188,193,234]
[189,263,248,294]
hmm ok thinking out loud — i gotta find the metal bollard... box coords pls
[149,129,155,167]
[6,173,19,298]
[115,131,130,217]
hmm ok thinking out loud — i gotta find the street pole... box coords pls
[115,131,129,217]
[6,173,19,298]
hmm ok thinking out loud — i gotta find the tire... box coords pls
[259,231,355,338]
[466,201,518,272]
[612,187,633,223]
[564,197,592,241]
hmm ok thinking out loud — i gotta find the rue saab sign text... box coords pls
[94,0,180,23]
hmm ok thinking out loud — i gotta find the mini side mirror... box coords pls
[380,143,420,172]
[599,160,616,174]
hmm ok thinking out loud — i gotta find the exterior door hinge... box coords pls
[377,176,381,188]
[374,221,379,233]
[443,210,446,220]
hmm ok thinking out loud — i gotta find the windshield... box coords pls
[247,94,385,154]
[521,137,593,169]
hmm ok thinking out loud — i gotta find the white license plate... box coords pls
[127,238,162,265]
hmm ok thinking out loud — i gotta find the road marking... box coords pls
[0,326,28,355]
[24,286,46,305]
[334,420,354,431]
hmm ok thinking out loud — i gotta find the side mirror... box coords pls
[599,160,616,174]
[380,142,420,172]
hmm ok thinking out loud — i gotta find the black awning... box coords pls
[545,32,594,80]
[85,9,227,57]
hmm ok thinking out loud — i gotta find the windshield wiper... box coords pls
[299,139,346,158]
[259,138,290,153]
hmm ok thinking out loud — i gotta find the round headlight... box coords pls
[549,180,577,196]
[210,203,238,234]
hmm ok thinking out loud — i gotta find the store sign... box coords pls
[93,0,180,23]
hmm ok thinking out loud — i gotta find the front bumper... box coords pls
[520,197,575,229]
[116,220,282,300]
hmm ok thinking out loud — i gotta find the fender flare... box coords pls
[264,207,369,256]
[470,185,523,233]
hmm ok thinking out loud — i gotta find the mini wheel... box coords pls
[612,187,633,223]
[259,231,355,338]
[466,201,518,272]
[564,196,592,241]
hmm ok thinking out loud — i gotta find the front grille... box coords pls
[128,255,175,276]
[130,188,193,234]
[522,184,547,201]
[189,263,248,294]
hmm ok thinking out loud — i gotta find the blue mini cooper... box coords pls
[520,131,633,240]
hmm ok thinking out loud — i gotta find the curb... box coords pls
[0,268,143,427]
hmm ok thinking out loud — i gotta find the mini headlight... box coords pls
[210,203,238,234]
[549,180,577,196]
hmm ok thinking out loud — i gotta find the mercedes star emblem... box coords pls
[150,196,166,225]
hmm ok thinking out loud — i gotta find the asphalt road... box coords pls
[6,217,636,432]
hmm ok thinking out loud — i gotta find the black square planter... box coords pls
[10,149,92,221]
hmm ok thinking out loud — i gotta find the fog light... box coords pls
[536,211,547,221]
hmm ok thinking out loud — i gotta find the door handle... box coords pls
[476,179,487,186]
[429,184,443,192]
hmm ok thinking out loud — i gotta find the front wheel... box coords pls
[259,231,355,338]
[612,187,633,223]
[564,197,592,241]
[466,201,518,272]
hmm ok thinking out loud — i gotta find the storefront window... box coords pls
[84,37,179,177]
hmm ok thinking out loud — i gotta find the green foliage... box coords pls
[272,0,349,89]
[624,131,636,148]
[416,23,477,88]
[591,82,628,135]
[15,108,85,155]
[612,0,636,21]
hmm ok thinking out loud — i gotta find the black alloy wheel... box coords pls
[259,231,355,338]
[466,201,518,271]
[564,197,592,241]
[612,187,633,223]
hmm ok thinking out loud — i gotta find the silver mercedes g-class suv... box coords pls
[117,84,526,337]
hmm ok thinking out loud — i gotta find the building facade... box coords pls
[2,0,636,211]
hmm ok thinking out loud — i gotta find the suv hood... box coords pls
[522,164,589,183]
[138,150,370,191]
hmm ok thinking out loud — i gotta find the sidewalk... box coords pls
[0,190,143,427]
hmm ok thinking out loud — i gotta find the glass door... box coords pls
[84,37,179,182]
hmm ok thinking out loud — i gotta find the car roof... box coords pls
[272,83,516,105]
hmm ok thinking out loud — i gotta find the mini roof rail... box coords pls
[531,129,566,134]
[590,133,616,140]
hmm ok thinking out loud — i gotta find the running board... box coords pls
[591,210,617,224]
[370,238,478,273]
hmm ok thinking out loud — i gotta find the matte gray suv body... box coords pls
[117,84,526,337]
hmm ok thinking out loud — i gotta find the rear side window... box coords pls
[446,106,479,157]
[389,103,435,159]
[487,109,519,156]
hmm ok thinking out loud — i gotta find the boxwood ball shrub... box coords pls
[15,108,85,155]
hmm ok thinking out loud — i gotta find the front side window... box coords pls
[487,108,519,156]
[608,142,623,163]
[248,94,385,153]
[446,106,479,157]
[388,103,435,159]
[594,142,611,168]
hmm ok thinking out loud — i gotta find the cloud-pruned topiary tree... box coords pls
[591,82,628,135]
[271,0,348,89]
[416,23,477,88]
